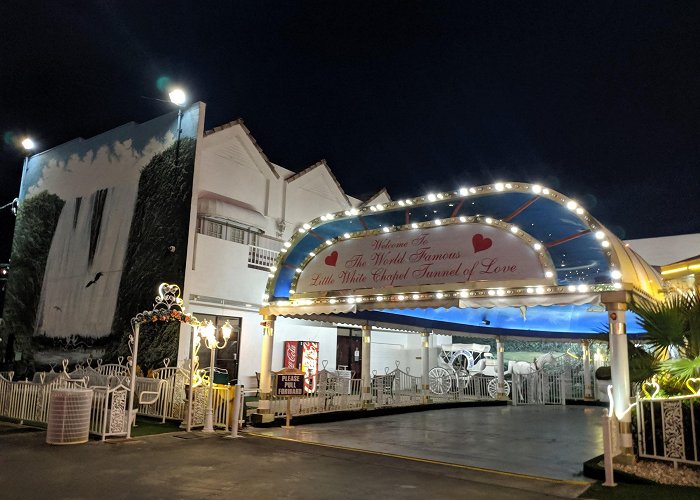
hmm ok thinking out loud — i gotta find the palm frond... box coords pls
[659,355,700,382]
[631,295,687,358]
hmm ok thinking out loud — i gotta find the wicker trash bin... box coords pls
[46,388,94,445]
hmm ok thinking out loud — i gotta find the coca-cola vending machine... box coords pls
[283,341,318,393]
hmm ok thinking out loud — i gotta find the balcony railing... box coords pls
[197,216,281,270]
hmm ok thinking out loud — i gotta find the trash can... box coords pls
[46,388,93,445]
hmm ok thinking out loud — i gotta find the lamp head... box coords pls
[221,320,233,340]
[201,320,216,342]
[168,88,187,106]
[21,137,35,151]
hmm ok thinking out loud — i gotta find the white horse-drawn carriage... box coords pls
[428,343,556,399]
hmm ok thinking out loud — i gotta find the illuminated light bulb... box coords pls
[298,228,306,233]
[488,290,496,296]
[296,268,302,273]
[397,295,405,301]
[576,207,584,215]
[308,252,315,257]
[321,215,328,221]
[595,230,605,240]
[436,193,444,199]
[412,293,420,300]
[505,183,512,189]
[280,248,287,253]
[526,287,534,294]
[510,226,519,234]
[542,188,550,194]
[375,296,384,302]
[375,204,384,211]
[427,193,437,202]
[459,187,469,196]
[284,241,292,248]
[411,222,419,229]
[329,298,337,304]
[545,271,554,278]
[469,187,477,194]
[370,206,377,212]
[169,88,186,105]
[611,270,622,280]
[496,289,505,296]
[485,217,493,224]
[459,290,468,298]
[459,216,467,222]
[344,210,351,216]
[355,297,363,303]
[601,240,610,248]
[577,284,588,293]
[350,208,359,215]
[398,200,405,206]
[347,297,356,304]
[568,285,577,292]
[406,199,413,205]
[434,219,442,225]
[532,184,542,194]
[535,287,545,294]
[566,200,577,210]
[343,233,351,239]
[533,242,542,251]
[382,226,390,233]
[326,213,334,220]
[270,266,277,272]
[613,282,622,289]
[435,292,444,299]
[289,289,295,295]
[303,223,311,230]
[326,240,332,245]
[268,273,275,278]
[495,183,504,191]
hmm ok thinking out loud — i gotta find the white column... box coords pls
[606,298,635,463]
[126,323,140,439]
[361,324,373,408]
[255,315,276,424]
[496,336,506,399]
[582,339,593,400]
[421,331,431,403]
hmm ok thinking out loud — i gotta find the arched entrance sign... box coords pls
[259,181,666,460]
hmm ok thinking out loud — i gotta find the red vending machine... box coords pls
[283,341,319,393]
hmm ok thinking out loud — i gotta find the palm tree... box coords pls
[632,287,700,383]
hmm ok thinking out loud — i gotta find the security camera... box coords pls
[168,246,176,253]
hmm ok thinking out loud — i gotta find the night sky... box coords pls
[2,1,700,262]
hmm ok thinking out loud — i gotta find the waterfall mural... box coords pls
[3,105,202,371]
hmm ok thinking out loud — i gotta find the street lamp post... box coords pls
[168,88,186,167]
[201,319,233,432]
[3,137,35,216]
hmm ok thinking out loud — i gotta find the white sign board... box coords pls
[296,224,550,295]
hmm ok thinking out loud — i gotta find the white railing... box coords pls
[270,370,364,417]
[151,365,189,420]
[512,371,566,406]
[636,392,700,467]
[248,245,279,270]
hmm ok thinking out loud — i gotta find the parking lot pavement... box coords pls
[0,422,590,499]
[255,405,603,481]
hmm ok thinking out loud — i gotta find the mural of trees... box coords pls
[1,192,64,369]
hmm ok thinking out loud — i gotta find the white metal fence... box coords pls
[636,392,700,467]
[512,371,566,406]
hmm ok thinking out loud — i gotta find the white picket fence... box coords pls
[512,370,566,405]
[0,358,233,437]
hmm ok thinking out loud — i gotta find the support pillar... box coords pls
[604,293,635,464]
[253,315,276,424]
[420,331,431,404]
[496,336,506,400]
[361,324,373,409]
[582,339,594,400]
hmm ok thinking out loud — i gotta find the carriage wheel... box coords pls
[487,378,511,399]
[429,367,452,395]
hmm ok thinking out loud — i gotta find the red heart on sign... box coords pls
[472,234,492,253]
[324,251,339,267]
